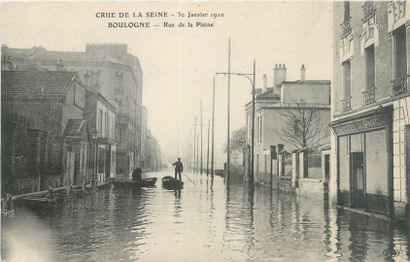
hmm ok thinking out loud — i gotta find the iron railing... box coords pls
[362,87,376,105]
[392,74,409,96]
[362,1,376,23]
[340,18,352,39]
[341,97,352,112]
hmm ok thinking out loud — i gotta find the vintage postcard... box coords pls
[1,1,409,261]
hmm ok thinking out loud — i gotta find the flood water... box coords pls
[2,171,410,261]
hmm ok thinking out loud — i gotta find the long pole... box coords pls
[206,119,210,176]
[189,128,192,172]
[250,60,256,185]
[211,77,215,178]
[193,117,197,173]
[196,134,199,174]
[227,38,231,183]
[187,129,190,171]
[200,99,203,175]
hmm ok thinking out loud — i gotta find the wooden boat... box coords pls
[162,176,184,190]
[112,177,157,189]
[17,194,65,209]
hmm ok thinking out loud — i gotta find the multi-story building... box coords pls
[245,64,331,186]
[1,43,144,180]
[84,90,116,183]
[330,1,409,220]
[145,129,162,172]
[141,106,148,169]
[1,70,89,194]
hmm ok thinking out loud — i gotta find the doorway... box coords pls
[323,154,330,196]
[74,150,80,185]
[351,152,365,208]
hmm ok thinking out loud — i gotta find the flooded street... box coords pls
[2,171,410,261]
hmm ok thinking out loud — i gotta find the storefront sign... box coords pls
[332,113,387,136]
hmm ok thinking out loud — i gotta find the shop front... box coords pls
[97,137,116,183]
[331,106,393,216]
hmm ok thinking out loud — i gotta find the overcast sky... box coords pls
[1,1,333,167]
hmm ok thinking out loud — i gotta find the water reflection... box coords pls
[1,171,409,261]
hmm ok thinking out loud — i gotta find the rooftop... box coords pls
[1,44,141,72]
[281,80,331,85]
[1,70,78,97]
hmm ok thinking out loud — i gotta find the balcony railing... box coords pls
[362,87,376,105]
[392,74,409,96]
[388,1,407,29]
[341,97,352,112]
[362,1,376,23]
[340,18,352,39]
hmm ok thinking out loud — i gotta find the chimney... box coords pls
[56,59,64,71]
[300,64,306,81]
[262,74,268,93]
[273,64,287,94]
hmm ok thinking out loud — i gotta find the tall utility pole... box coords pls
[200,100,203,175]
[193,117,197,173]
[216,60,256,185]
[206,119,210,176]
[227,38,231,183]
[211,77,215,178]
[188,129,192,172]
[250,60,256,185]
[196,134,199,174]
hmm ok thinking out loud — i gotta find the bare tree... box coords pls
[274,101,328,150]
[225,127,247,153]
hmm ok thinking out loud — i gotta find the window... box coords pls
[343,1,351,21]
[98,109,103,135]
[107,115,110,139]
[104,112,108,137]
[114,72,124,95]
[116,127,122,143]
[257,114,263,143]
[343,60,352,98]
[365,44,375,90]
[394,25,407,80]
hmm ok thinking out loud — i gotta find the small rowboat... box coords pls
[162,176,184,190]
[18,194,65,209]
[112,177,157,189]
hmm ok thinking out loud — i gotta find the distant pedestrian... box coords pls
[132,167,143,181]
[172,158,183,181]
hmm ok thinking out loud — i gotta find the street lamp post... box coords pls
[91,128,98,192]
[216,60,256,186]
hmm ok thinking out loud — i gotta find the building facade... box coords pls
[84,90,117,184]
[245,64,331,186]
[1,70,89,194]
[330,1,409,220]
[1,43,144,180]
[145,129,162,172]
[141,106,148,170]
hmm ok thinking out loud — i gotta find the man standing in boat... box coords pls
[132,167,143,181]
[172,158,183,181]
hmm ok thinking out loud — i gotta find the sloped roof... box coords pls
[1,70,77,97]
[64,119,88,137]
